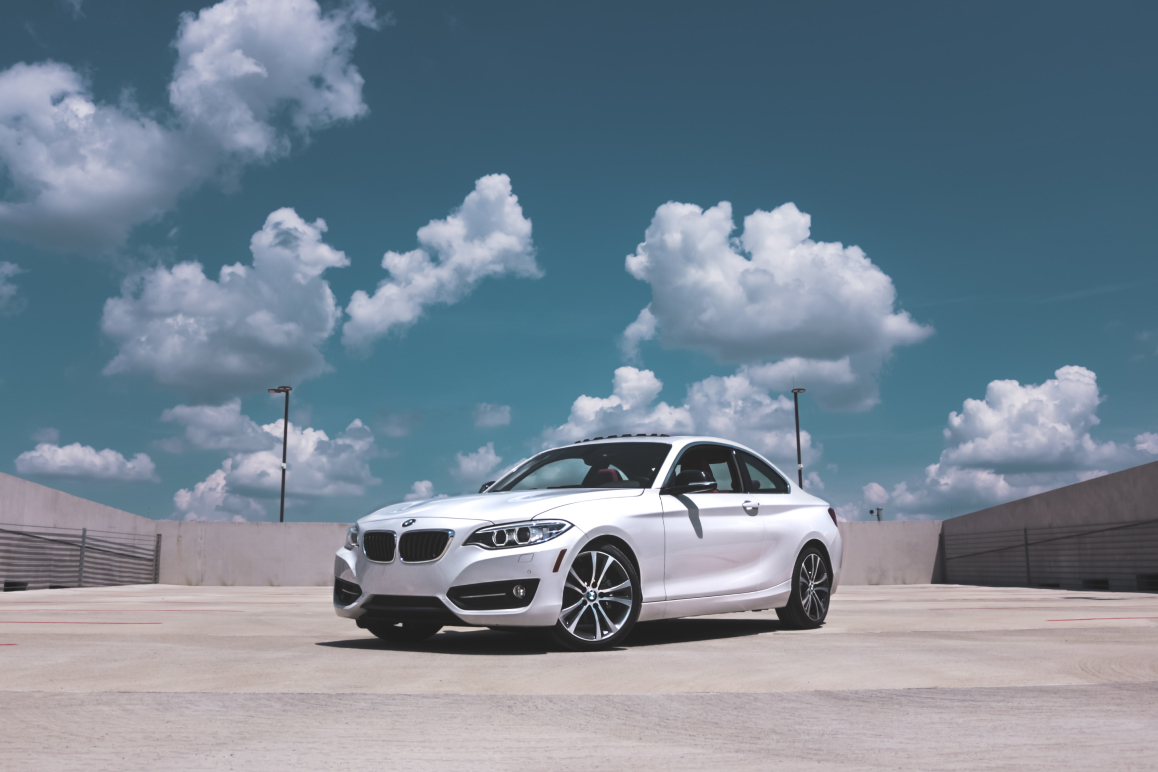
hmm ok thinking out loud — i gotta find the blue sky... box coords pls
[1,0,1155,522]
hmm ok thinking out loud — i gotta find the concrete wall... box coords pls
[5,471,954,586]
[155,521,348,586]
[1,472,346,586]
[944,460,1158,535]
[0,471,156,536]
[837,521,943,585]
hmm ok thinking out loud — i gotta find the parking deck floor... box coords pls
[2,584,1156,770]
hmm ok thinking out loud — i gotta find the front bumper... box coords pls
[333,518,585,628]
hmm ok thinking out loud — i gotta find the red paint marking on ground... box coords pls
[0,621,162,625]
[1047,617,1158,622]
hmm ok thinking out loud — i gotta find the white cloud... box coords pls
[160,398,277,452]
[1137,433,1158,455]
[0,262,27,315]
[172,412,379,519]
[619,305,657,362]
[403,480,447,501]
[343,174,541,349]
[862,366,1148,518]
[173,463,267,521]
[0,62,195,252]
[169,0,378,161]
[101,207,347,400]
[622,200,932,410]
[452,442,502,486]
[862,481,889,505]
[15,440,158,482]
[541,366,819,471]
[939,366,1121,472]
[0,0,377,252]
[803,471,825,491]
[473,403,511,428]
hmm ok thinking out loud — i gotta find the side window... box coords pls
[670,444,742,493]
[737,451,790,494]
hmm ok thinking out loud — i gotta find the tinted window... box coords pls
[492,442,671,492]
[737,450,790,493]
[669,444,742,493]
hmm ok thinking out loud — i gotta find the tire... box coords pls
[552,543,641,651]
[775,546,832,630]
[366,622,443,644]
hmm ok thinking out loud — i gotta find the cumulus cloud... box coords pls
[15,438,158,482]
[473,403,511,428]
[403,480,447,501]
[101,207,347,400]
[863,482,889,505]
[173,463,267,521]
[1137,433,1158,455]
[541,366,819,470]
[172,411,379,520]
[861,366,1149,518]
[160,398,277,452]
[619,305,657,362]
[622,200,931,410]
[0,0,377,252]
[343,174,541,349]
[939,366,1121,472]
[452,442,502,486]
[169,0,377,160]
[0,262,27,314]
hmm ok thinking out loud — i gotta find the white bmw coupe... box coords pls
[334,435,841,651]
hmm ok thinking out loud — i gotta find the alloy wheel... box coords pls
[558,549,634,642]
[798,552,830,622]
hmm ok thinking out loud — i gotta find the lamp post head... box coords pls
[268,386,292,394]
[792,388,806,394]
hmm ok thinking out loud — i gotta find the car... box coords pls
[333,435,842,651]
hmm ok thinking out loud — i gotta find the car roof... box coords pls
[562,434,764,457]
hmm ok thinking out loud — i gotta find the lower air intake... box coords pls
[333,577,362,606]
[399,530,452,563]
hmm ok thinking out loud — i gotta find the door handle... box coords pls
[742,500,759,515]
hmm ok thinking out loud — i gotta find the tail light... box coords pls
[828,508,838,527]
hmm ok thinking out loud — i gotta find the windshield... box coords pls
[491,442,672,492]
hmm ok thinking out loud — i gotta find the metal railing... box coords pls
[943,517,1158,592]
[0,523,160,591]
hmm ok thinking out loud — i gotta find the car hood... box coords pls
[359,488,646,527]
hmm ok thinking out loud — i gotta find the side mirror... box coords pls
[662,469,716,495]
[479,481,496,493]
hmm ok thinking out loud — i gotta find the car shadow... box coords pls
[316,616,785,655]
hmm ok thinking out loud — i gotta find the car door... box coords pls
[661,443,765,599]
[735,449,800,590]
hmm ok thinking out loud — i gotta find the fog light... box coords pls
[512,584,526,599]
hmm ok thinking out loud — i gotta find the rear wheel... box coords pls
[552,544,640,651]
[775,546,831,630]
[366,622,442,643]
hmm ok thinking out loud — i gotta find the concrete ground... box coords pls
[2,584,1156,771]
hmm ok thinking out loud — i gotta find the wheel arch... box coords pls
[581,533,641,578]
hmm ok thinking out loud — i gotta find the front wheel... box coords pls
[552,544,640,651]
[366,622,442,644]
[775,546,832,630]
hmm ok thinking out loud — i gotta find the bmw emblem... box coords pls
[402,519,416,527]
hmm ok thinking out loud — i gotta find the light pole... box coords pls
[267,386,292,523]
[869,508,883,522]
[791,388,806,488]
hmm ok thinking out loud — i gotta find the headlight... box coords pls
[344,524,360,550]
[464,520,571,550]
